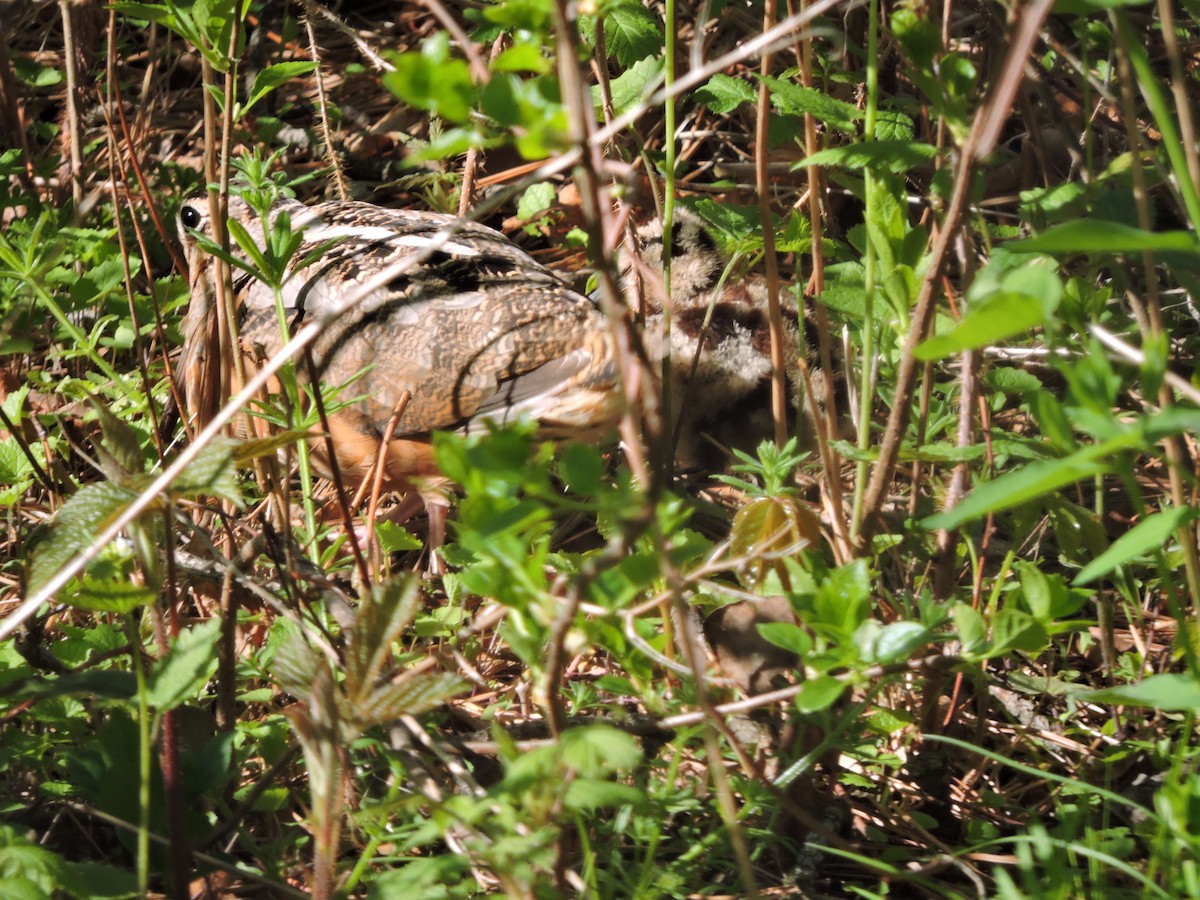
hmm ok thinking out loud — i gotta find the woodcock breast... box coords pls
[177,194,622,513]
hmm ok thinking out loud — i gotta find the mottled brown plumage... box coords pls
[177,195,620,498]
[631,208,839,466]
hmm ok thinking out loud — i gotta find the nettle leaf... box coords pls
[795,140,939,174]
[171,435,243,505]
[145,618,221,711]
[695,73,756,114]
[603,2,663,66]
[761,76,861,132]
[66,576,154,614]
[29,482,141,593]
[601,54,663,114]
[354,672,467,726]
[1074,505,1200,585]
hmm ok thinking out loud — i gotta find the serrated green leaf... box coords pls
[354,672,466,725]
[604,3,663,66]
[564,778,644,811]
[560,725,641,776]
[761,76,861,132]
[65,576,154,614]
[795,140,938,173]
[29,482,141,592]
[600,55,662,114]
[1074,505,1200,585]
[145,619,221,711]
[375,520,423,553]
[694,73,756,114]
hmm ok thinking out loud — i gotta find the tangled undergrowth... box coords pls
[2,0,1200,897]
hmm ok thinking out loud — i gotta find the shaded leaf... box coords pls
[145,619,221,711]
[29,482,141,593]
[1084,673,1200,710]
[1074,505,1200,585]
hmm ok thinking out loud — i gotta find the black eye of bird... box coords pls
[180,204,202,229]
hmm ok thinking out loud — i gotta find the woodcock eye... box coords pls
[180,204,202,229]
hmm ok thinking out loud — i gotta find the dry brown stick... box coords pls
[755,1,789,451]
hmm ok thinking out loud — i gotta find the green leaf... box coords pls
[694,73,756,114]
[922,430,1143,531]
[1008,220,1200,255]
[558,441,605,495]
[1016,561,1088,621]
[560,725,642,776]
[383,45,475,124]
[491,43,552,74]
[989,608,1049,656]
[374,520,423,553]
[794,140,939,174]
[145,619,221,711]
[915,293,1044,360]
[28,481,140,593]
[953,602,987,656]
[603,3,663,66]
[915,266,1062,361]
[757,621,813,657]
[1054,0,1153,13]
[66,576,155,614]
[861,620,931,664]
[242,61,318,118]
[601,54,662,115]
[1074,505,1200,585]
[812,558,871,633]
[516,182,556,221]
[171,435,243,505]
[795,675,845,713]
[564,778,644,811]
[761,76,861,132]
[1083,673,1200,710]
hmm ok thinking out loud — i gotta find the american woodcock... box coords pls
[629,208,839,468]
[177,194,622,527]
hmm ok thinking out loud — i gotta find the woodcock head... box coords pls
[628,208,839,467]
[177,194,622,492]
